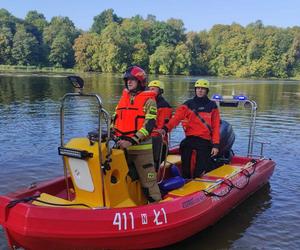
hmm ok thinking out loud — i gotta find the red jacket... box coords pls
[152,95,172,138]
[165,96,220,147]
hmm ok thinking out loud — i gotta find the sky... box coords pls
[1,0,300,31]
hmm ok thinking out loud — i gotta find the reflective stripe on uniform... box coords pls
[145,113,156,119]
[138,127,149,137]
[150,106,157,111]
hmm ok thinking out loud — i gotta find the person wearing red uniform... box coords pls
[148,80,172,170]
[162,79,220,178]
[113,66,161,202]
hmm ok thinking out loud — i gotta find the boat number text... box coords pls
[113,208,167,230]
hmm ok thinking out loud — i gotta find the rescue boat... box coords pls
[0,76,275,250]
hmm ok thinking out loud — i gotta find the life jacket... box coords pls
[114,89,156,137]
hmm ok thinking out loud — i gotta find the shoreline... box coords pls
[0,66,300,81]
[0,65,75,74]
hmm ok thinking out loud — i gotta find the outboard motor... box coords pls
[213,120,235,166]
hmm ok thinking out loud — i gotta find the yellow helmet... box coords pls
[148,80,164,90]
[194,79,210,89]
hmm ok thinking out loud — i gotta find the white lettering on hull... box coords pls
[113,208,168,230]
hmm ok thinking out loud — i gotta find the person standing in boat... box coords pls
[112,66,162,203]
[148,80,172,170]
[161,79,220,178]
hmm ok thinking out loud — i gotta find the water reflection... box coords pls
[0,75,72,104]
[1,73,299,112]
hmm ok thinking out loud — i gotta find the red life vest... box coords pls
[114,89,156,137]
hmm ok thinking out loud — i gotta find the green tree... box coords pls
[43,16,79,45]
[0,26,13,64]
[186,31,209,75]
[0,8,17,34]
[246,39,264,61]
[25,11,47,31]
[24,11,49,66]
[206,24,230,75]
[118,16,151,69]
[49,34,74,67]
[91,9,122,34]
[120,17,144,46]
[132,43,149,70]
[0,9,17,64]
[173,43,191,75]
[44,16,80,67]
[2,8,300,78]
[97,23,131,72]
[208,23,248,76]
[25,11,47,43]
[11,24,39,65]
[149,45,175,74]
[287,34,300,76]
[147,18,185,54]
[73,33,100,71]
[166,18,186,43]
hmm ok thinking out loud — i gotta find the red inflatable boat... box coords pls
[0,77,275,249]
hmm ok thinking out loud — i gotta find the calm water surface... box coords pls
[0,73,300,249]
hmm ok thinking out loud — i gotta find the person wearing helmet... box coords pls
[160,79,220,178]
[113,66,161,203]
[148,80,172,170]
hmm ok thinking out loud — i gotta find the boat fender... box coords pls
[170,164,181,177]
[159,176,185,192]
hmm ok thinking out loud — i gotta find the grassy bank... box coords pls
[0,65,75,74]
[1,64,300,80]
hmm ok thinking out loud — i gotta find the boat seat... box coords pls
[32,193,90,209]
[168,180,214,196]
[205,164,240,179]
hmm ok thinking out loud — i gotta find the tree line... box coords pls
[1,8,300,78]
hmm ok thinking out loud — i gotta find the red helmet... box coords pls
[123,66,147,89]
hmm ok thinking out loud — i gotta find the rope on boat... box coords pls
[204,181,234,198]
[7,195,91,209]
[7,195,41,208]
[32,199,92,208]
[204,159,257,198]
[158,140,169,184]
[227,162,257,190]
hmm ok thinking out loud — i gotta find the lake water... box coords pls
[0,73,300,249]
